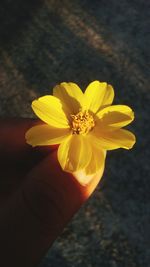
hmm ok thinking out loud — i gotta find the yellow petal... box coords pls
[57,134,92,173]
[32,95,69,128]
[96,105,134,129]
[84,141,106,175]
[53,82,84,115]
[84,81,114,113]
[73,145,106,185]
[25,125,71,147]
[91,128,136,150]
[73,162,105,185]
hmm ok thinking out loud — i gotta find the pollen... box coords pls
[70,110,95,135]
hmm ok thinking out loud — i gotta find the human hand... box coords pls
[0,118,104,267]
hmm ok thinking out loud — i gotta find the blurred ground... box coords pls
[0,0,149,266]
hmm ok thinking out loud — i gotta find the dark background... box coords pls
[0,0,149,266]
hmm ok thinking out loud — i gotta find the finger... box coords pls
[0,118,57,166]
[0,118,58,198]
[0,149,103,267]
[0,118,58,189]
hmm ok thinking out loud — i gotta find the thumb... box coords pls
[0,149,104,267]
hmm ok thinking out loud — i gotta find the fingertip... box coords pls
[49,149,104,201]
[72,164,105,200]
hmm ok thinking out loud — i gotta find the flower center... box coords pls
[70,110,95,135]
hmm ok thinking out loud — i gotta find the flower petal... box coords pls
[25,124,71,147]
[57,134,92,173]
[84,81,114,113]
[91,127,136,150]
[73,144,106,185]
[96,105,134,129]
[53,82,84,115]
[84,141,106,175]
[32,95,69,128]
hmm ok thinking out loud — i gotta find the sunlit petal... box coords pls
[25,124,71,147]
[84,81,114,113]
[85,140,106,175]
[53,82,84,115]
[90,127,136,150]
[32,96,69,128]
[73,143,106,185]
[96,105,134,129]
[57,134,92,173]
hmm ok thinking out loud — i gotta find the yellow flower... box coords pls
[25,81,136,184]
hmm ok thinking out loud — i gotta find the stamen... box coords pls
[71,110,95,135]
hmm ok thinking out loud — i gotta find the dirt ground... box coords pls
[0,0,149,266]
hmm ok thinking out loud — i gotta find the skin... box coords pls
[0,118,103,267]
